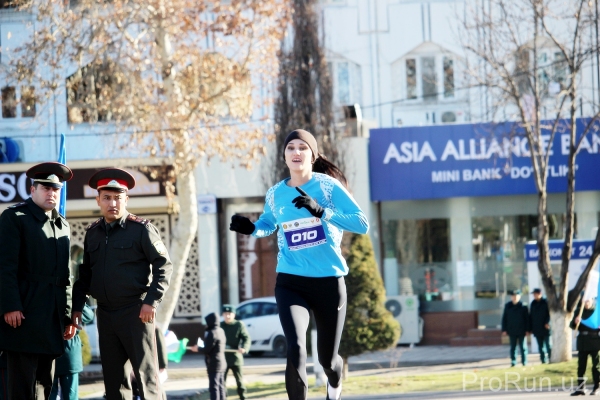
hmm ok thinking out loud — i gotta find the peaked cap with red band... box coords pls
[88,168,136,192]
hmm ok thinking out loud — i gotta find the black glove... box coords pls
[229,215,255,235]
[292,187,324,218]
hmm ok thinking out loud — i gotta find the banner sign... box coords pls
[369,119,600,201]
[524,240,595,262]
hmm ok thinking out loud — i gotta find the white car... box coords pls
[235,297,287,357]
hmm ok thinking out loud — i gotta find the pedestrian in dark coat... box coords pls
[205,312,227,400]
[221,304,250,400]
[0,163,77,400]
[71,169,172,400]
[570,298,600,396]
[50,304,95,400]
[529,288,551,364]
[501,289,529,367]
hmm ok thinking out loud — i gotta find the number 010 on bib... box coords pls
[282,217,327,251]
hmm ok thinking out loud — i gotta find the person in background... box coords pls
[220,305,250,400]
[571,298,600,396]
[204,313,227,400]
[501,289,529,367]
[529,288,551,364]
[50,304,95,400]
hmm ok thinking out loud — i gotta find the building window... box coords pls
[1,87,16,118]
[406,58,417,100]
[337,62,350,105]
[382,218,451,300]
[329,60,362,106]
[443,57,454,98]
[515,47,567,97]
[421,57,437,100]
[21,86,36,117]
[472,213,569,298]
[0,0,21,8]
[66,62,120,124]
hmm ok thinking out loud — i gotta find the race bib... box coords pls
[282,217,327,251]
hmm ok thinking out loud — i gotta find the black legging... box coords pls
[275,272,347,400]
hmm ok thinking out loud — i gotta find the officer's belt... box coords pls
[580,331,600,336]
[18,272,69,287]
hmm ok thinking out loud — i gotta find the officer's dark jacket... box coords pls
[220,319,251,366]
[501,300,529,336]
[571,306,600,352]
[204,313,226,374]
[0,198,71,356]
[72,212,172,312]
[529,298,551,337]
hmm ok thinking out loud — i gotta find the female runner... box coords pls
[229,129,369,400]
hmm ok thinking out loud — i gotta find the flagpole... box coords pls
[58,133,67,217]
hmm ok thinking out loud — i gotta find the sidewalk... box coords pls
[80,344,523,399]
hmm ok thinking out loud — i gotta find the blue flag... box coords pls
[57,133,67,217]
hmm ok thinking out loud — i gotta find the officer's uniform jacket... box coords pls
[0,198,71,356]
[72,212,172,312]
[220,319,251,366]
[501,300,529,337]
[571,307,600,352]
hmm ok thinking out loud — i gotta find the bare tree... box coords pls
[271,0,340,185]
[6,0,287,328]
[461,0,600,362]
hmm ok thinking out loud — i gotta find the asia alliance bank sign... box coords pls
[369,119,600,201]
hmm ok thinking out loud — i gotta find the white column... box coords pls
[198,212,220,316]
[448,197,474,300]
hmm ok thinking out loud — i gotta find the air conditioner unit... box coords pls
[385,295,423,345]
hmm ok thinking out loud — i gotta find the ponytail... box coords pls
[313,155,348,188]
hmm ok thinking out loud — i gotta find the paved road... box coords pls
[81,344,575,399]
[312,389,590,399]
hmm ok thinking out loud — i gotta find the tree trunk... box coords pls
[156,142,199,330]
[342,356,349,380]
[550,309,573,363]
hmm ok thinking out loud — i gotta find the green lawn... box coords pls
[235,360,587,399]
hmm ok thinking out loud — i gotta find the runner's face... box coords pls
[285,139,313,173]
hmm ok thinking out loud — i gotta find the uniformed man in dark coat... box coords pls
[0,162,77,399]
[501,289,529,367]
[71,168,173,400]
[571,298,600,396]
[205,312,227,400]
[529,288,551,364]
[221,304,251,400]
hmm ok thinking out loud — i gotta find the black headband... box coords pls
[282,129,319,162]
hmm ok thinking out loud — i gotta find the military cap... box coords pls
[531,288,542,294]
[511,289,522,295]
[89,168,136,193]
[26,162,73,188]
[222,304,236,314]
